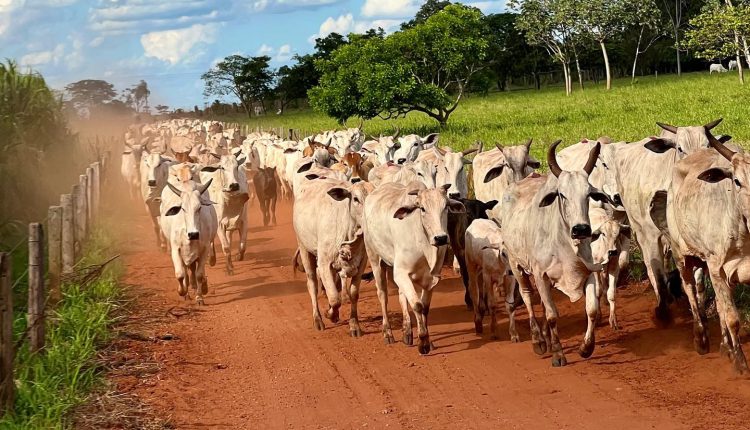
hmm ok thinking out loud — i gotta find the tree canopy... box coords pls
[201,55,274,117]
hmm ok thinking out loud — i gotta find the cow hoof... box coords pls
[653,305,672,327]
[237,251,245,261]
[313,317,325,331]
[326,307,340,323]
[719,342,731,358]
[350,327,363,338]
[732,349,749,374]
[474,320,483,335]
[178,285,188,297]
[609,319,620,331]
[384,333,395,345]
[403,331,413,346]
[196,297,205,306]
[578,341,595,359]
[533,340,547,356]
[510,334,520,343]
[693,332,709,355]
[418,340,431,355]
[200,283,208,296]
[552,355,568,367]
[209,255,216,266]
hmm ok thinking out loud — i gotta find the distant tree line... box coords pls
[201,0,750,126]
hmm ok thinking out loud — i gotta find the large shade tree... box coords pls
[310,4,488,126]
[202,55,274,117]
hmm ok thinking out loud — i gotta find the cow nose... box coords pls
[397,158,406,164]
[147,179,156,187]
[228,183,239,192]
[187,232,200,241]
[571,224,592,239]
[448,193,460,199]
[608,249,618,258]
[433,235,449,246]
[613,194,623,206]
[351,177,362,183]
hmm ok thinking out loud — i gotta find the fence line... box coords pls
[0,146,109,418]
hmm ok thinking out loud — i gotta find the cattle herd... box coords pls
[120,117,749,374]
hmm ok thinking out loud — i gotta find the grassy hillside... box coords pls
[235,72,750,161]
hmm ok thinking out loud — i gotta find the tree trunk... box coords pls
[742,36,750,66]
[632,28,644,84]
[600,41,612,90]
[572,47,583,90]
[534,72,541,90]
[734,32,745,84]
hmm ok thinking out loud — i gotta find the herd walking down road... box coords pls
[117,118,750,428]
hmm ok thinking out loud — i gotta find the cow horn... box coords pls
[547,140,563,178]
[476,141,484,153]
[583,142,601,176]
[167,182,182,196]
[656,122,678,134]
[324,137,333,149]
[392,126,401,140]
[462,144,480,156]
[495,143,504,152]
[198,178,213,195]
[707,129,735,161]
[704,117,723,131]
[524,138,533,150]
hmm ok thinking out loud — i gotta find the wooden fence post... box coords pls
[28,223,45,353]
[0,253,14,414]
[60,194,75,274]
[78,175,88,240]
[91,162,101,221]
[86,167,94,227]
[48,206,62,303]
[71,184,81,258]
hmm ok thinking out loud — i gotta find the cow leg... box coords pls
[318,265,341,324]
[393,270,429,354]
[345,274,363,337]
[515,270,545,355]
[398,290,413,346]
[238,221,247,261]
[607,259,621,330]
[488,278,501,340]
[594,271,605,326]
[467,257,482,334]
[679,258,709,354]
[537,276,565,366]
[579,273,599,359]
[694,267,706,310]
[270,196,277,226]
[641,242,671,324]
[219,228,234,275]
[420,286,435,352]
[709,268,748,374]
[371,259,394,344]
[504,276,520,342]
[152,216,165,251]
[171,247,188,297]
[299,249,324,331]
[455,249,472,310]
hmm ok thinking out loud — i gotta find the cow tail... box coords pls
[291,248,303,277]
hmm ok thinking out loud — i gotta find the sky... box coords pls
[0,0,507,110]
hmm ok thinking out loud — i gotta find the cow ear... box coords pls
[527,158,541,169]
[644,138,676,154]
[448,199,466,213]
[424,133,439,146]
[589,191,611,204]
[483,165,504,183]
[484,199,499,210]
[305,173,323,180]
[297,161,313,173]
[393,205,419,219]
[539,192,558,207]
[327,187,351,201]
[591,230,602,242]
[236,156,246,165]
[201,166,220,172]
[284,148,297,154]
[697,167,732,183]
[165,206,181,216]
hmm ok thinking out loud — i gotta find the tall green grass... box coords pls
[0,228,122,429]
[232,72,750,161]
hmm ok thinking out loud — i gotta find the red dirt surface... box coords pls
[113,200,750,429]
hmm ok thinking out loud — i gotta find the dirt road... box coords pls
[113,200,750,430]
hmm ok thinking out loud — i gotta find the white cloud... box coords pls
[361,0,419,18]
[275,44,292,62]
[464,1,507,13]
[250,0,342,13]
[141,23,218,65]
[20,43,65,66]
[257,43,274,56]
[309,13,402,44]
[89,36,104,47]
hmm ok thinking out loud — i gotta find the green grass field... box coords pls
[234,72,750,161]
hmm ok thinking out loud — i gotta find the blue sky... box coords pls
[1,0,507,109]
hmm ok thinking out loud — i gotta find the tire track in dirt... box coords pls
[114,200,750,429]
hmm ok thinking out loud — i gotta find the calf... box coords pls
[140,152,172,251]
[465,219,516,341]
[254,167,278,227]
[589,207,630,330]
[363,182,465,354]
[121,140,145,200]
[160,180,218,305]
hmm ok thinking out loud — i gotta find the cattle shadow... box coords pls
[210,280,307,305]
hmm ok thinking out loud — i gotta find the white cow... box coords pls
[160,180,218,305]
[710,63,728,74]
[200,154,250,275]
[363,182,465,355]
[140,152,172,251]
[121,140,146,200]
[729,60,738,71]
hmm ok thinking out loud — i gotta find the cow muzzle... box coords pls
[608,249,618,258]
[432,235,449,247]
[448,192,460,199]
[612,193,623,207]
[228,183,240,192]
[397,158,407,164]
[147,179,157,187]
[351,177,362,183]
[571,224,592,239]
[187,232,200,241]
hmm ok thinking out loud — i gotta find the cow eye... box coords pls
[353,197,361,204]
[413,143,419,147]
[735,178,742,187]
[417,172,424,177]
[420,207,426,213]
